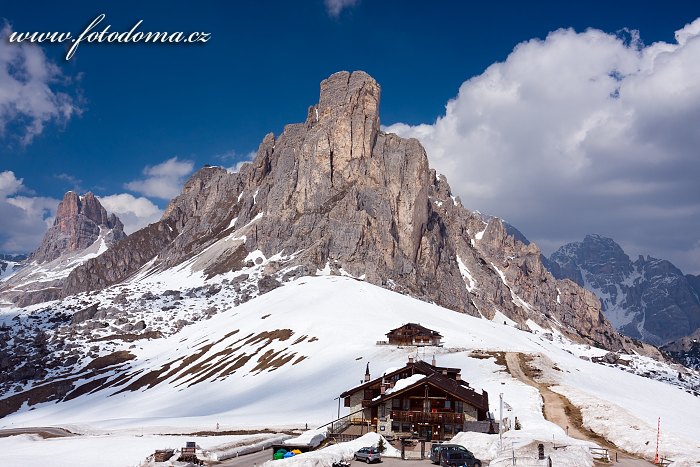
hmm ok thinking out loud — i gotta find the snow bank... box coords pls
[449,432,594,467]
[216,434,293,461]
[284,427,327,448]
[264,432,399,467]
[0,433,262,467]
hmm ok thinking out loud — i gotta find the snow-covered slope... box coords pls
[0,259,21,282]
[0,227,116,308]
[2,275,699,465]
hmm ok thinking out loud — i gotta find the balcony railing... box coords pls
[390,410,464,424]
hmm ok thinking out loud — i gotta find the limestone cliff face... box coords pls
[31,192,125,264]
[62,71,640,353]
[0,192,125,306]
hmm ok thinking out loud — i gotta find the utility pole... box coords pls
[654,417,661,464]
[499,393,503,449]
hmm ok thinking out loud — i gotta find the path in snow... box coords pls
[504,353,655,467]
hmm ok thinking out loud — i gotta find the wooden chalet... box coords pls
[339,357,490,441]
[386,323,442,346]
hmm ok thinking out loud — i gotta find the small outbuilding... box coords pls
[386,323,442,347]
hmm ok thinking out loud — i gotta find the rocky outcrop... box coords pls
[0,192,126,306]
[548,234,700,345]
[662,328,700,370]
[60,71,639,353]
[31,192,125,264]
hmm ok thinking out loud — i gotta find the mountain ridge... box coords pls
[547,234,700,346]
[58,71,633,352]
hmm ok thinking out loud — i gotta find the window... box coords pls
[344,397,351,407]
[364,389,373,400]
[445,400,452,410]
[392,398,401,409]
[391,421,400,432]
[444,424,453,434]
[401,423,411,432]
[455,401,463,413]
[380,404,386,418]
[403,399,410,410]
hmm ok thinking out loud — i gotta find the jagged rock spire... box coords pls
[31,191,125,264]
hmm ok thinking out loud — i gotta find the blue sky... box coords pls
[1,1,699,273]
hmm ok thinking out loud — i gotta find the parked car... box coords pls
[440,449,481,467]
[430,444,471,464]
[354,446,381,463]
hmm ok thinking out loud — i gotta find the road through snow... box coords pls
[504,352,655,467]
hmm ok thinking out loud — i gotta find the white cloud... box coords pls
[0,170,58,253]
[386,18,700,274]
[125,157,194,200]
[220,150,256,173]
[0,24,80,144]
[98,193,162,235]
[324,0,359,17]
[0,170,23,196]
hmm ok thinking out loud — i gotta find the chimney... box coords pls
[364,362,371,382]
[431,354,436,366]
[408,356,414,364]
[456,372,462,381]
[380,377,386,395]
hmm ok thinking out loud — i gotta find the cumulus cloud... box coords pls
[0,24,80,144]
[386,18,700,274]
[125,157,194,200]
[0,171,58,253]
[98,193,162,234]
[324,0,359,17]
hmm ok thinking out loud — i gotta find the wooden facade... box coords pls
[339,359,489,441]
[386,323,442,346]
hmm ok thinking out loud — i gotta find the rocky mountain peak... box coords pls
[30,191,125,264]
[61,71,646,354]
[548,234,700,346]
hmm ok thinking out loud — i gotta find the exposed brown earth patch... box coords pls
[292,355,307,365]
[91,331,163,342]
[84,351,136,371]
[251,349,297,373]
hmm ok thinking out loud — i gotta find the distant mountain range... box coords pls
[546,234,700,347]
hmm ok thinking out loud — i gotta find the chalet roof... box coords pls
[386,323,442,337]
[368,372,489,412]
[339,360,461,398]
